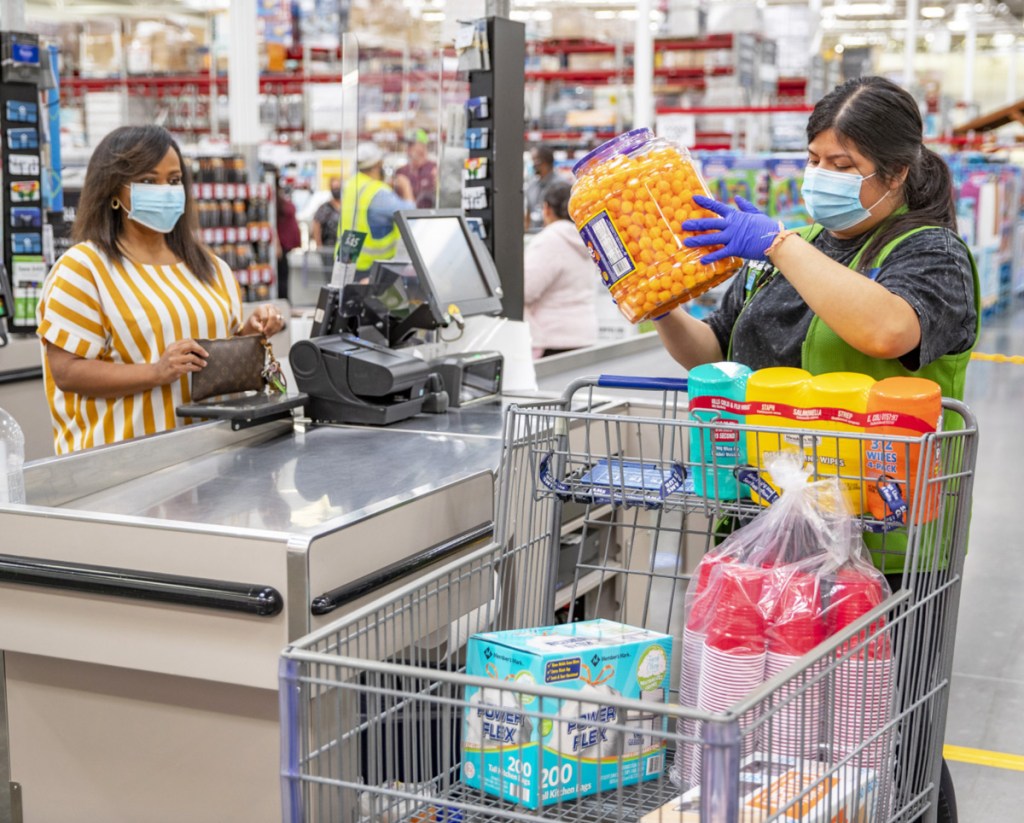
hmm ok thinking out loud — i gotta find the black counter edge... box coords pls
[0,365,43,384]
[310,523,494,616]
[0,553,284,617]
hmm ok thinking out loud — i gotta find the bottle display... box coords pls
[190,154,275,302]
[568,128,741,324]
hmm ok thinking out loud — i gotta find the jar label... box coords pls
[578,210,635,287]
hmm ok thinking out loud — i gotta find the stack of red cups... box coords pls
[827,567,894,771]
[695,563,768,783]
[671,553,730,788]
[763,568,828,760]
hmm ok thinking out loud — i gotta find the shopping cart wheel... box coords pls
[935,759,958,823]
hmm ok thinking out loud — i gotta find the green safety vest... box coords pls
[728,220,981,573]
[338,172,401,272]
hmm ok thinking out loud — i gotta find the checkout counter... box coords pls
[0,209,677,822]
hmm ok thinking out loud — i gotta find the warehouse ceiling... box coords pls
[18,0,1024,42]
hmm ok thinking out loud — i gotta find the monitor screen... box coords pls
[395,210,503,322]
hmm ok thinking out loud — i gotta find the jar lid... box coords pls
[571,127,655,177]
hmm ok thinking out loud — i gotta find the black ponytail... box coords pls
[807,76,956,270]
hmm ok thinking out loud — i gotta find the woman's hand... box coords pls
[152,339,209,386]
[242,304,286,337]
[682,195,780,263]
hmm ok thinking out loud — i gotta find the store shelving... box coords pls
[524,33,796,151]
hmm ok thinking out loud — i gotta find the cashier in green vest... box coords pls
[657,76,977,823]
[656,75,979,401]
[658,75,980,566]
[338,143,416,276]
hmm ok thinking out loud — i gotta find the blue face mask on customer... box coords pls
[126,183,186,233]
[800,166,889,232]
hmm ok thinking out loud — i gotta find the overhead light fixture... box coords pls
[992,31,1016,47]
[921,5,946,17]
[834,2,895,17]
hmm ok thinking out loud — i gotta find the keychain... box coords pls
[261,337,287,394]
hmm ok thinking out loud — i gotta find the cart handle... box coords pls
[0,553,283,617]
[562,374,687,403]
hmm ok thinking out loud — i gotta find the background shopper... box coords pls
[523,180,598,358]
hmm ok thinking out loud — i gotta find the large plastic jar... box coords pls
[568,128,742,324]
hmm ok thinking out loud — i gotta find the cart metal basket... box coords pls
[280,375,978,823]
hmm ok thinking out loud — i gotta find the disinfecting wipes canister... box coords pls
[461,619,672,809]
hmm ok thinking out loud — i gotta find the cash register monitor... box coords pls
[395,209,503,323]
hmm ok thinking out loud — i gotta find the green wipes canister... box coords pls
[688,362,751,500]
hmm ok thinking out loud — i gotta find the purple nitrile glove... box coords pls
[681,195,780,264]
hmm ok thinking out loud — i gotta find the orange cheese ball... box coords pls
[568,141,743,324]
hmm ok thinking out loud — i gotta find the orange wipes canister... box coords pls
[864,377,943,525]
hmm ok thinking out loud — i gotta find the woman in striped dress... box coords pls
[37,125,286,454]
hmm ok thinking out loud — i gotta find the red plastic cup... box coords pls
[827,568,885,635]
[686,555,733,631]
[766,571,826,656]
[829,568,890,660]
[705,564,767,654]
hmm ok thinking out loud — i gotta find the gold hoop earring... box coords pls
[111,198,122,211]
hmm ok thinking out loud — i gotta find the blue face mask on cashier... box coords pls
[800,166,890,232]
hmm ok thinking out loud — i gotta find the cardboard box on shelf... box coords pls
[639,753,878,823]
[565,108,617,128]
[125,20,201,74]
[550,10,596,40]
[80,23,122,78]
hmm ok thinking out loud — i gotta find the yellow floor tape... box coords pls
[971,352,1024,365]
[943,744,1024,772]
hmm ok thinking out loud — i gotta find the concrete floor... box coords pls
[944,303,1024,818]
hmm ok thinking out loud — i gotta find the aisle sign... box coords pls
[655,114,696,150]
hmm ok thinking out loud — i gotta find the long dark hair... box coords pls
[807,76,955,270]
[73,125,215,283]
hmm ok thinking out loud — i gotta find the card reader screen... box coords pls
[403,216,490,304]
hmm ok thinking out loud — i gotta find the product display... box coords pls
[568,128,741,324]
[2,39,48,335]
[462,619,671,809]
[189,155,275,302]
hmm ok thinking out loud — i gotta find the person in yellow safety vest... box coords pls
[338,143,416,277]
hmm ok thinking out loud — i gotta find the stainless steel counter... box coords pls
[66,422,503,534]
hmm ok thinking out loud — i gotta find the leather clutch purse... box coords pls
[190,335,266,402]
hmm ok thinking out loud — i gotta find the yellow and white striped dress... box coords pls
[37,241,244,454]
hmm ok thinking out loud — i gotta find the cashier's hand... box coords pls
[153,339,209,385]
[242,304,286,337]
[681,195,780,264]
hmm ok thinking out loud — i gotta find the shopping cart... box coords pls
[280,375,978,823]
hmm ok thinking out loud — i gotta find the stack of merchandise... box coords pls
[670,454,893,794]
